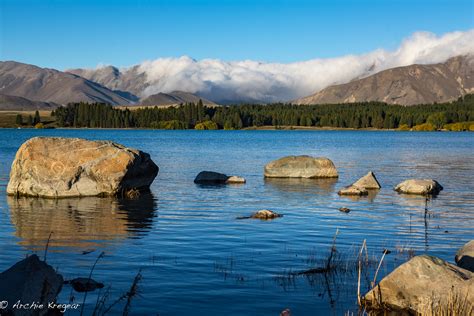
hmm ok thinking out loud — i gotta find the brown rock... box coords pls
[251,209,282,220]
[394,179,443,195]
[362,255,474,314]
[226,176,246,184]
[264,156,338,178]
[7,137,158,198]
[338,186,368,196]
[352,171,381,189]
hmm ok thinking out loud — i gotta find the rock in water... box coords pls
[194,171,246,184]
[394,179,443,195]
[455,240,474,272]
[226,176,246,184]
[264,156,338,178]
[251,209,282,220]
[338,171,381,196]
[7,137,158,198]
[65,277,104,292]
[338,186,368,196]
[0,254,64,315]
[362,255,474,314]
[352,171,381,189]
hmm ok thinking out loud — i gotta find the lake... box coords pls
[0,129,473,315]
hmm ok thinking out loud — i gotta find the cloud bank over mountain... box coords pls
[79,30,474,103]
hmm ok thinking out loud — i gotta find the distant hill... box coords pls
[139,91,216,106]
[0,94,60,110]
[0,61,136,105]
[294,55,474,105]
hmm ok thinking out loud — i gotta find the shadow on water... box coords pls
[7,193,158,251]
[264,178,338,194]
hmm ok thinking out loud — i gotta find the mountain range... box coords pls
[0,55,473,109]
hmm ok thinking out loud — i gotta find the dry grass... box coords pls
[420,290,473,316]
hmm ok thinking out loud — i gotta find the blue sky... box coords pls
[1,0,472,69]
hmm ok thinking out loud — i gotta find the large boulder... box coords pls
[455,240,474,272]
[362,255,474,314]
[7,137,158,198]
[0,254,64,316]
[194,171,246,184]
[394,179,443,195]
[264,156,338,178]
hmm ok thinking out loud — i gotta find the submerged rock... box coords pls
[394,179,443,195]
[65,277,104,292]
[362,255,474,314]
[339,207,351,213]
[264,156,338,178]
[237,209,282,220]
[0,254,63,315]
[7,137,159,198]
[251,209,282,219]
[338,186,368,196]
[194,171,246,184]
[455,240,474,272]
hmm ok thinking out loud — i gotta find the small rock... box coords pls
[226,176,246,184]
[194,171,229,184]
[394,179,443,195]
[339,207,351,213]
[280,308,291,316]
[338,185,368,196]
[251,209,282,220]
[264,155,338,178]
[0,254,63,315]
[352,171,382,189]
[65,277,104,292]
[455,240,474,272]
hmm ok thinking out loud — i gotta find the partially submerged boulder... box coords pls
[7,137,158,198]
[394,179,443,195]
[362,255,474,314]
[338,186,368,196]
[264,156,338,178]
[237,209,282,220]
[455,240,474,272]
[194,171,246,184]
[65,277,104,292]
[352,171,381,189]
[0,254,63,315]
[338,171,380,196]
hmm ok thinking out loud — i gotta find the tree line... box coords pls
[51,95,474,130]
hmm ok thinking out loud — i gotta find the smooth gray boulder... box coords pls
[0,254,64,316]
[264,156,338,178]
[455,240,474,272]
[362,255,473,314]
[194,171,246,184]
[394,179,443,195]
[7,137,158,198]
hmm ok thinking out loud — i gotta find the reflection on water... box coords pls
[264,178,338,194]
[7,193,157,251]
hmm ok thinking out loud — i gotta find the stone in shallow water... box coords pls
[66,277,104,293]
[338,186,368,196]
[455,240,474,272]
[250,209,282,220]
[226,175,246,184]
[352,171,381,189]
[7,137,158,198]
[0,254,64,315]
[264,155,338,178]
[394,179,443,195]
[194,171,246,184]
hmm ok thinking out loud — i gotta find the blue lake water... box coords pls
[0,129,473,315]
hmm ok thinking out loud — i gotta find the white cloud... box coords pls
[105,29,474,103]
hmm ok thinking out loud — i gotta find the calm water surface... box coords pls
[0,130,473,315]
